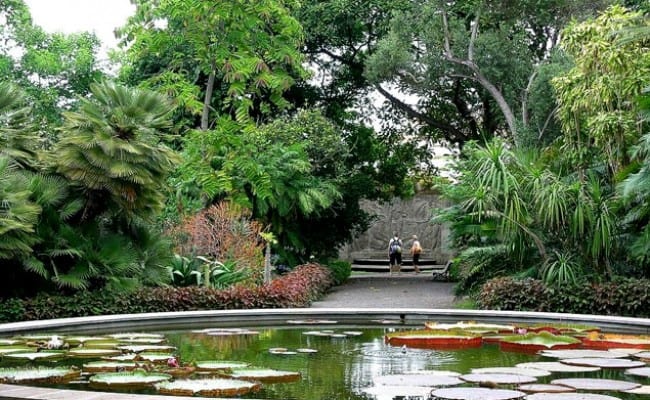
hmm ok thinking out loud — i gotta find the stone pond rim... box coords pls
[0,308,648,400]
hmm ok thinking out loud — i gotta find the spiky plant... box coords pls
[55,81,179,222]
[0,82,40,168]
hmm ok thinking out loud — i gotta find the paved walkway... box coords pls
[311,271,457,309]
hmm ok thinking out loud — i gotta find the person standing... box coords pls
[410,235,422,273]
[388,233,403,275]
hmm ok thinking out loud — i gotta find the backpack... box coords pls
[389,239,402,254]
[412,240,422,254]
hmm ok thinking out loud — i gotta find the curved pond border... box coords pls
[0,308,649,400]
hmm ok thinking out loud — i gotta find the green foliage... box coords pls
[55,81,180,222]
[196,256,249,290]
[325,260,352,285]
[477,276,650,317]
[0,263,334,323]
[453,245,517,295]
[541,250,583,286]
[170,254,201,287]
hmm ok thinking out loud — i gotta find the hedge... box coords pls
[478,277,650,318]
[0,263,333,323]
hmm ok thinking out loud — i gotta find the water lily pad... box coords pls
[430,387,527,400]
[0,346,34,355]
[137,353,175,363]
[342,331,364,336]
[17,334,61,341]
[539,349,628,359]
[5,351,65,361]
[82,339,120,349]
[632,351,650,359]
[269,350,297,355]
[550,378,640,391]
[195,361,250,372]
[89,370,171,389]
[582,332,650,349]
[302,330,331,337]
[425,321,516,334]
[374,373,463,387]
[117,344,175,353]
[526,394,622,400]
[517,384,576,393]
[361,385,435,399]
[296,348,318,353]
[163,366,196,378]
[526,323,600,334]
[118,337,166,344]
[470,367,550,377]
[0,339,23,346]
[225,367,301,383]
[624,385,650,395]
[0,366,79,383]
[192,328,259,336]
[560,357,645,369]
[67,348,122,358]
[460,373,537,385]
[515,362,600,373]
[286,319,337,324]
[102,354,138,361]
[108,333,164,340]
[82,361,138,373]
[65,336,111,345]
[156,377,261,397]
[385,329,482,349]
[499,332,581,352]
[624,366,650,378]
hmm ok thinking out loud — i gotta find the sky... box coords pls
[23,0,135,57]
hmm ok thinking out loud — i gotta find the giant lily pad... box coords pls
[195,360,250,372]
[515,362,600,373]
[499,332,581,353]
[373,373,463,387]
[430,387,526,400]
[0,339,23,346]
[526,394,622,400]
[550,378,640,391]
[117,344,175,353]
[89,370,171,389]
[82,361,138,373]
[65,336,111,346]
[470,367,550,377]
[118,337,166,344]
[66,348,122,358]
[0,366,79,383]
[385,329,482,349]
[5,351,65,361]
[560,357,645,369]
[108,333,164,340]
[526,323,600,335]
[424,321,516,334]
[624,366,650,378]
[192,328,259,336]
[632,351,650,359]
[0,346,34,355]
[517,384,575,393]
[225,367,301,383]
[81,339,120,349]
[156,377,261,397]
[624,386,650,395]
[539,349,628,359]
[137,353,175,363]
[361,385,437,399]
[460,373,537,385]
[582,332,650,349]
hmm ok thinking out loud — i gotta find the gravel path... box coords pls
[310,272,457,309]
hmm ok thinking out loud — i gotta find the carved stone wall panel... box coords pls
[340,193,452,262]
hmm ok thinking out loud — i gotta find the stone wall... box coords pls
[339,192,452,262]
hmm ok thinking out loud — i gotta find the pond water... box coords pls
[1,324,648,399]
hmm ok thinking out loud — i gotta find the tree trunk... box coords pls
[200,69,216,131]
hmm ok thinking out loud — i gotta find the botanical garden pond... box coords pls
[1,319,649,400]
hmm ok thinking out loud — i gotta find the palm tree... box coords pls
[55,81,179,222]
[0,82,40,168]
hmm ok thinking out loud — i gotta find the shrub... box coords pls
[326,260,352,285]
[0,263,334,323]
[477,276,650,318]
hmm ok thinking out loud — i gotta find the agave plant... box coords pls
[196,256,249,290]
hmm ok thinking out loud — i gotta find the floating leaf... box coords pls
[425,321,516,334]
[471,367,550,377]
[65,336,111,346]
[67,348,122,358]
[430,387,526,400]
[89,370,171,389]
[460,373,537,385]
[550,378,640,391]
[5,351,65,361]
[374,373,463,387]
[499,332,581,352]
[515,362,600,373]
[225,367,301,383]
[0,339,23,346]
[83,361,138,373]
[526,394,623,400]
[624,366,650,378]
[195,361,250,372]
[0,366,79,383]
[156,377,261,397]
[385,329,482,349]
[361,385,434,399]
[108,333,164,340]
[560,357,645,369]
[117,344,175,353]
[137,353,175,363]
[539,349,627,359]
[0,346,34,355]
[517,384,575,393]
